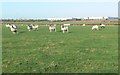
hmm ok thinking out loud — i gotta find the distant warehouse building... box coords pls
[83,17,108,20]
[47,18,72,21]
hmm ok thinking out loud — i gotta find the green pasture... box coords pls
[2,23,118,73]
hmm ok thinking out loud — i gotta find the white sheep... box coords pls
[6,24,18,34]
[27,24,38,31]
[92,25,99,30]
[49,24,56,32]
[61,25,69,33]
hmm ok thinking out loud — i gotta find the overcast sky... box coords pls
[1,0,119,19]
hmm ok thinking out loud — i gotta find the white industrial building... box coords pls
[83,17,108,20]
[47,18,72,21]
[47,17,109,21]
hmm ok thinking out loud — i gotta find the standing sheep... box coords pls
[61,24,69,33]
[49,24,56,32]
[92,25,99,30]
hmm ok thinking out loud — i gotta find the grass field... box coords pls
[2,23,118,73]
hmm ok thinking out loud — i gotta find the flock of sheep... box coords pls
[5,23,105,34]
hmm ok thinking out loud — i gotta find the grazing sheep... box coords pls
[6,24,18,34]
[49,24,56,32]
[27,24,38,31]
[61,24,69,33]
[92,25,99,30]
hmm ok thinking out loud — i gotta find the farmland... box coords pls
[2,21,118,73]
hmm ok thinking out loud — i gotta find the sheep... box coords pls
[92,25,99,30]
[27,24,38,31]
[61,24,69,33]
[49,24,56,32]
[6,24,18,34]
